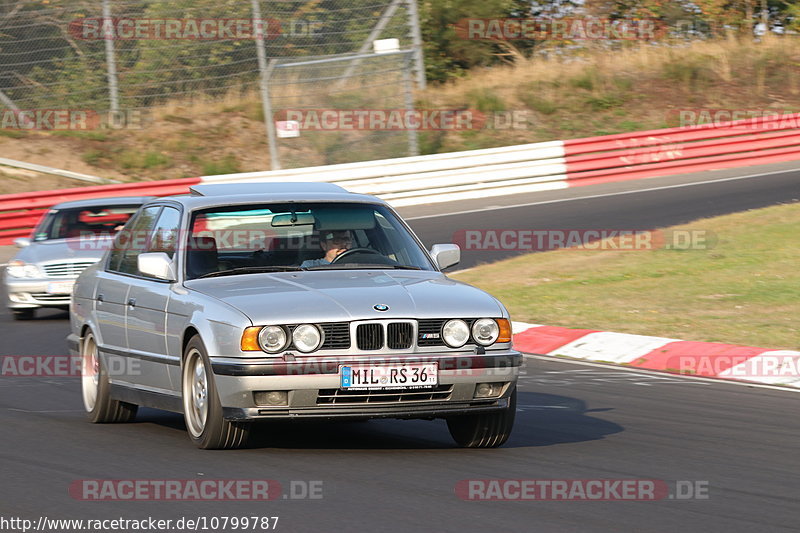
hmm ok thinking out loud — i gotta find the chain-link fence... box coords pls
[268,50,418,168]
[0,0,425,170]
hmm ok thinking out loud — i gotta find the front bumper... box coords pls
[211,351,522,421]
[223,396,513,421]
[5,277,74,309]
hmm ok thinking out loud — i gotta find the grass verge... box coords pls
[452,202,800,350]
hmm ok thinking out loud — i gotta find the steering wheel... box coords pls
[331,247,383,264]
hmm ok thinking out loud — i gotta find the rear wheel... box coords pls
[182,336,250,449]
[446,388,516,448]
[81,332,137,423]
[11,308,35,320]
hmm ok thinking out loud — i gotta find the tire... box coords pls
[11,308,35,320]
[182,335,250,449]
[446,388,516,448]
[81,332,137,423]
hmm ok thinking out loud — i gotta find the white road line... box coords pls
[524,354,800,394]
[406,167,800,220]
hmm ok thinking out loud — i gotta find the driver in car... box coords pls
[300,230,353,268]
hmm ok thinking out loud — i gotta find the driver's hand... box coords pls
[325,247,349,262]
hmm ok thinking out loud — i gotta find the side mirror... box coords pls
[13,238,31,248]
[430,243,460,270]
[137,252,176,281]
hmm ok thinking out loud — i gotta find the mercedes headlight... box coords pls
[471,318,500,346]
[292,324,323,353]
[7,260,42,278]
[442,319,470,348]
[258,325,289,353]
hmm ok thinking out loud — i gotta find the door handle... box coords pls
[127,297,136,308]
[97,293,104,303]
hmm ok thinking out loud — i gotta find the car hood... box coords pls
[12,237,112,265]
[184,270,506,324]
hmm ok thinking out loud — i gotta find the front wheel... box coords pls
[446,388,516,448]
[182,336,250,449]
[81,332,137,423]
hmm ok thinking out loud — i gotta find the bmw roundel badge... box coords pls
[373,304,389,312]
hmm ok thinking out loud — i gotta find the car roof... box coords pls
[50,196,153,210]
[190,182,347,196]
[152,183,386,210]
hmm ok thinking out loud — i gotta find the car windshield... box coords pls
[185,202,435,279]
[33,205,140,241]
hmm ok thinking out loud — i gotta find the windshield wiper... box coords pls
[196,266,302,279]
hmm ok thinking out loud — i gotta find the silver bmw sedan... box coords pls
[68,183,520,449]
[5,197,149,319]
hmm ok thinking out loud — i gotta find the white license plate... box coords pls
[46,281,75,294]
[340,363,438,390]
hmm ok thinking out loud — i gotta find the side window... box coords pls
[148,207,181,260]
[108,206,162,275]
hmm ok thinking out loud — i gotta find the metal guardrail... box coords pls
[0,178,201,245]
[2,113,800,245]
[0,157,118,185]
[201,140,569,205]
[561,115,800,185]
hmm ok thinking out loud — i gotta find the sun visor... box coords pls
[314,207,375,230]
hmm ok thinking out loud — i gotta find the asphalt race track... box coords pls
[399,164,800,270]
[2,165,800,532]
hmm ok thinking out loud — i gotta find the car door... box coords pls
[121,205,182,394]
[94,206,162,360]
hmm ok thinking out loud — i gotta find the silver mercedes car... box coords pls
[5,197,149,320]
[68,183,520,449]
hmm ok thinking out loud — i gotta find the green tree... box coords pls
[419,0,533,83]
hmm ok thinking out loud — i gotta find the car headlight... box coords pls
[292,324,323,353]
[6,260,42,278]
[471,318,500,346]
[442,319,470,348]
[258,325,289,353]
